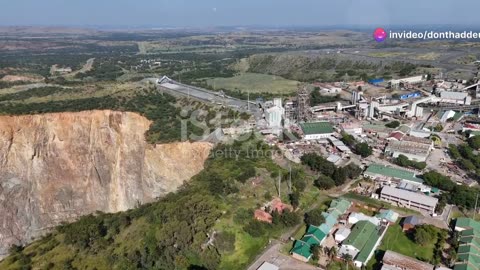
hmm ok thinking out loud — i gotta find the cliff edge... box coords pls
[0,110,212,256]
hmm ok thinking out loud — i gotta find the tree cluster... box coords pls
[341,132,373,158]
[301,153,362,189]
[395,154,427,170]
[423,170,479,210]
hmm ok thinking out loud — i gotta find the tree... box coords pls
[433,124,443,132]
[305,208,326,226]
[414,225,437,246]
[343,163,362,179]
[448,144,461,160]
[264,191,272,201]
[468,135,480,149]
[289,192,300,209]
[342,253,353,262]
[460,158,476,171]
[243,220,267,237]
[311,244,321,261]
[314,175,336,190]
[280,210,300,227]
[385,121,400,128]
[355,142,372,158]
[332,169,347,186]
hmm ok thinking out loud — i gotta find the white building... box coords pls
[348,212,381,226]
[340,122,363,135]
[440,110,456,123]
[265,106,284,128]
[380,186,438,213]
[300,122,335,140]
[334,227,351,243]
[390,75,426,88]
[439,91,472,105]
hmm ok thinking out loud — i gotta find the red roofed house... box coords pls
[269,198,293,214]
[386,131,405,141]
[254,209,273,223]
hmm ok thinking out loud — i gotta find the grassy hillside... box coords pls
[241,53,421,82]
[0,138,317,270]
[205,73,299,94]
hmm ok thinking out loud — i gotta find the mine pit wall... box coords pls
[0,110,212,257]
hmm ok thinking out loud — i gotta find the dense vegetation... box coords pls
[449,141,480,179]
[246,54,421,82]
[341,132,373,158]
[394,154,427,170]
[385,121,400,129]
[0,138,304,270]
[0,86,74,102]
[422,170,479,210]
[0,88,233,144]
[301,152,362,189]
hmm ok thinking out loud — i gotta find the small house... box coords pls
[402,215,420,231]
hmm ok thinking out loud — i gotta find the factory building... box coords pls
[389,75,426,89]
[385,140,432,162]
[300,122,335,140]
[380,186,438,214]
[439,91,472,105]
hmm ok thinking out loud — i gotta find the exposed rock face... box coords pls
[0,110,212,256]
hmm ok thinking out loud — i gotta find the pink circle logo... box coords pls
[373,28,387,42]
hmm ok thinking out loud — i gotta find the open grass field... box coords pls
[365,222,437,269]
[206,73,299,94]
[380,223,435,261]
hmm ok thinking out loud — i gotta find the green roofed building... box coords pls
[322,212,338,228]
[290,240,312,262]
[290,199,351,262]
[304,226,327,245]
[329,198,351,216]
[363,163,423,184]
[375,209,399,224]
[339,220,387,268]
[454,218,480,270]
[300,122,335,140]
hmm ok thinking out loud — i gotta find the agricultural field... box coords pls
[205,73,299,94]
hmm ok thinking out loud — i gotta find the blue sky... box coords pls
[1,0,479,27]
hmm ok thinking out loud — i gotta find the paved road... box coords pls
[149,78,263,119]
[247,240,321,270]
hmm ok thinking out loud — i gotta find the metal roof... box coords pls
[300,121,334,135]
[364,164,423,184]
[257,262,279,270]
[381,186,438,207]
[440,91,468,100]
[382,250,434,270]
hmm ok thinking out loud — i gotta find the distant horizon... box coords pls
[2,24,480,32]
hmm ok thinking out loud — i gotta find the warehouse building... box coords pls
[363,164,423,185]
[385,140,432,162]
[380,186,438,214]
[300,121,335,140]
[439,91,472,105]
[381,250,434,270]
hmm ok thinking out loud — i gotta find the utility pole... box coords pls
[247,91,250,111]
[278,170,281,198]
[288,165,292,194]
[475,193,479,220]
